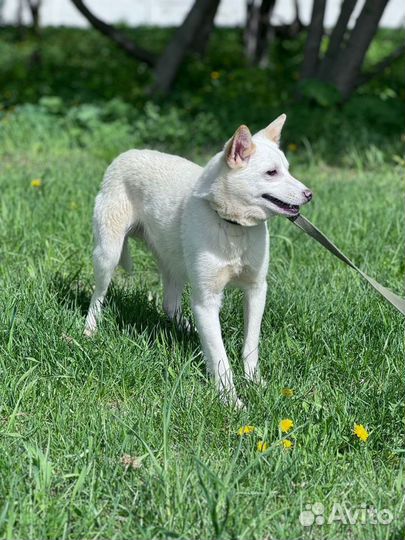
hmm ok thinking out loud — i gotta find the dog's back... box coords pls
[99,149,202,218]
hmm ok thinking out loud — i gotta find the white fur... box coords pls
[84,116,312,406]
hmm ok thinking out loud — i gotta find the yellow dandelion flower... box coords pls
[31,179,42,188]
[282,439,293,449]
[210,71,221,80]
[281,387,294,398]
[353,424,369,442]
[279,418,294,433]
[237,425,255,436]
[257,440,269,452]
[287,143,298,152]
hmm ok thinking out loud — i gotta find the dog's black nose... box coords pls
[303,190,313,201]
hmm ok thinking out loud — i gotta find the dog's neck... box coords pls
[194,153,259,227]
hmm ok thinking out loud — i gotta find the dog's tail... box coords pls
[119,236,133,273]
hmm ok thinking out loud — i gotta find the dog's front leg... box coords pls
[243,281,267,383]
[192,292,241,407]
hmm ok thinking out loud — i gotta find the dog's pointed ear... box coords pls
[263,113,287,145]
[225,125,256,169]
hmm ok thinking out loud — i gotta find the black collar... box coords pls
[215,210,243,227]
[214,209,242,226]
[223,217,241,226]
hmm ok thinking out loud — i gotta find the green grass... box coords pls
[0,98,404,540]
[0,22,404,539]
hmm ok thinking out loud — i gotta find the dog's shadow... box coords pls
[50,271,199,348]
[51,272,274,406]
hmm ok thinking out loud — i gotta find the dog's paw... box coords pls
[254,375,267,388]
[245,371,266,387]
[232,397,246,410]
[177,317,195,334]
[84,326,97,338]
[219,391,245,410]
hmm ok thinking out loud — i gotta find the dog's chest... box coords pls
[214,227,268,290]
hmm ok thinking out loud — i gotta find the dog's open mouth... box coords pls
[261,194,299,215]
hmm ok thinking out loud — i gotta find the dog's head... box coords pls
[201,115,312,226]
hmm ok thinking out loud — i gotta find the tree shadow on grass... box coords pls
[50,271,200,350]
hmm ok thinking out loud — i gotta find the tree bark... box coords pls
[245,0,257,61]
[244,0,276,66]
[191,0,219,56]
[327,0,390,98]
[26,0,41,34]
[289,0,304,37]
[318,0,357,80]
[70,0,156,66]
[16,0,24,26]
[300,0,327,79]
[150,0,221,95]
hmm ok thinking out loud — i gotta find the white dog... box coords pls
[85,114,312,406]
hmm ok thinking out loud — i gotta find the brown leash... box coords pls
[289,214,405,317]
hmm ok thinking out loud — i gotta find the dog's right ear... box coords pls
[263,113,287,145]
[225,125,256,169]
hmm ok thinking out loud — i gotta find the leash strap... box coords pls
[289,214,405,317]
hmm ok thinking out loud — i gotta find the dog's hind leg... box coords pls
[162,273,189,330]
[84,238,124,337]
[85,204,130,337]
[119,236,133,274]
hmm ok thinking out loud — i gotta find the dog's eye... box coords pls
[266,169,277,176]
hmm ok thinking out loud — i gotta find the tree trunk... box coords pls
[191,0,219,56]
[300,0,326,79]
[244,0,275,66]
[0,0,5,24]
[70,0,156,66]
[245,0,257,61]
[150,0,221,95]
[16,0,24,26]
[326,0,390,98]
[289,0,304,37]
[25,0,42,66]
[26,0,41,34]
[318,0,357,80]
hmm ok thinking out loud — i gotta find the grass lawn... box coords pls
[0,103,403,540]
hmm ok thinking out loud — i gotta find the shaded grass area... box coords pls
[0,100,404,540]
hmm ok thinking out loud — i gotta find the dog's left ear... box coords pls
[225,125,256,169]
[263,113,287,145]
